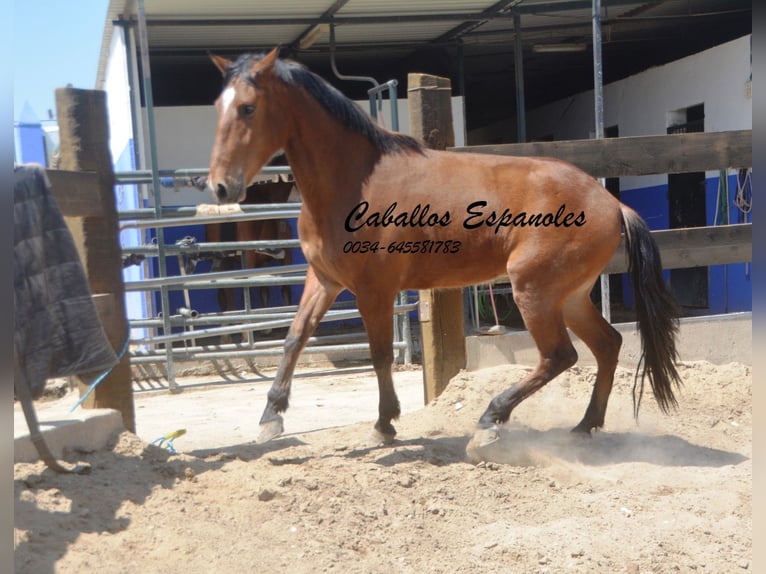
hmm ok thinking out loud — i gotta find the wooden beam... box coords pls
[45,170,102,217]
[55,87,135,433]
[489,223,752,283]
[408,72,466,404]
[603,223,752,275]
[452,130,752,178]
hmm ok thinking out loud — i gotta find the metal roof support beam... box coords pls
[143,13,517,28]
[430,0,524,44]
[591,0,610,322]
[135,0,178,390]
[515,0,659,14]
[513,12,526,143]
[288,0,351,54]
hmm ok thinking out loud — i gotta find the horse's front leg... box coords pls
[257,266,341,443]
[357,291,400,444]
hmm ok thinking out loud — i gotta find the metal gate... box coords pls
[116,167,416,392]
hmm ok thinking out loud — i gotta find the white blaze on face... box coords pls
[221,86,236,115]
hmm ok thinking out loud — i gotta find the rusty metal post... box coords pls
[55,87,135,432]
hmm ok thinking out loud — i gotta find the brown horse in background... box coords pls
[206,178,294,315]
[205,49,682,457]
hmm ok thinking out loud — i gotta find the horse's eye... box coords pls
[240,104,256,118]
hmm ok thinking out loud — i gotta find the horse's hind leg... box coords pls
[357,291,400,444]
[257,266,341,443]
[473,286,578,441]
[564,289,622,434]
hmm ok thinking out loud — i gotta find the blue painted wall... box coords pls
[619,172,751,315]
[16,123,47,165]
[706,172,752,314]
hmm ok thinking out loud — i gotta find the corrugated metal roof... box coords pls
[146,25,308,49]
[97,0,527,66]
[322,21,463,46]
[143,0,331,19]
[101,0,746,58]
[97,0,751,120]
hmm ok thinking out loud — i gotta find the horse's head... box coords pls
[207,48,288,204]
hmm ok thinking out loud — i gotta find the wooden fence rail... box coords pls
[453,130,752,178]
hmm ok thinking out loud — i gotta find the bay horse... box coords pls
[206,49,682,453]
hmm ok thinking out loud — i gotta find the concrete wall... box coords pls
[465,312,752,371]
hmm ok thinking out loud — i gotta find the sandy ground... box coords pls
[14,360,751,573]
[130,365,427,453]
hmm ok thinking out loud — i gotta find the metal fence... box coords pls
[116,167,416,391]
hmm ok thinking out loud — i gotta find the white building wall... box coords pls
[104,26,149,333]
[141,105,219,206]
[526,35,752,190]
[104,30,134,167]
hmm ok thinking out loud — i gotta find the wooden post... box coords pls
[407,73,466,403]
[54,88,135,432]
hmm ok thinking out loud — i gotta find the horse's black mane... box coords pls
[225,52,424,155]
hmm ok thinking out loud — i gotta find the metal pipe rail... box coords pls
[131,342,405,364]
[124,239,303,256]
[132,309,363,346]
[124,263,309,290]
[119,203,301,220]
[132,275,308,291]
[131,303,419,347]
[115,166,292,185]
[133,310,317,327]
[120,209,301,230]
[132,301,361,327]
[132,331,366,349]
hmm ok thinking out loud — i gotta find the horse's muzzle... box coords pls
[206,179,243,204]
[215,183,228,202]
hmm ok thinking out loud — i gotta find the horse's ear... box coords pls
[260,47,280,69]
[209,54,232,76]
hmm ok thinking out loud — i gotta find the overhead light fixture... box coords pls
[298,23,329,50]
[533,43,588,53]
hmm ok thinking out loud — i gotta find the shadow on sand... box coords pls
[465,426,748,468]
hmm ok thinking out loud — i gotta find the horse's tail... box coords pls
[619,204,683,418]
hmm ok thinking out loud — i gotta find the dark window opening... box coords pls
[667,103,708,309]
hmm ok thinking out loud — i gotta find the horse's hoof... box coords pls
[570,423,593,436]
[465,425,501,464]
[256,418,284,444]
[369,429,396,446]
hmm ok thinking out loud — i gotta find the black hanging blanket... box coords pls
[14,164,117,399]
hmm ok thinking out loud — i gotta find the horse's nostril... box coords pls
[216,183,228,201]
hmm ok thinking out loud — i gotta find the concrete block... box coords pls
[14,399,124,463]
